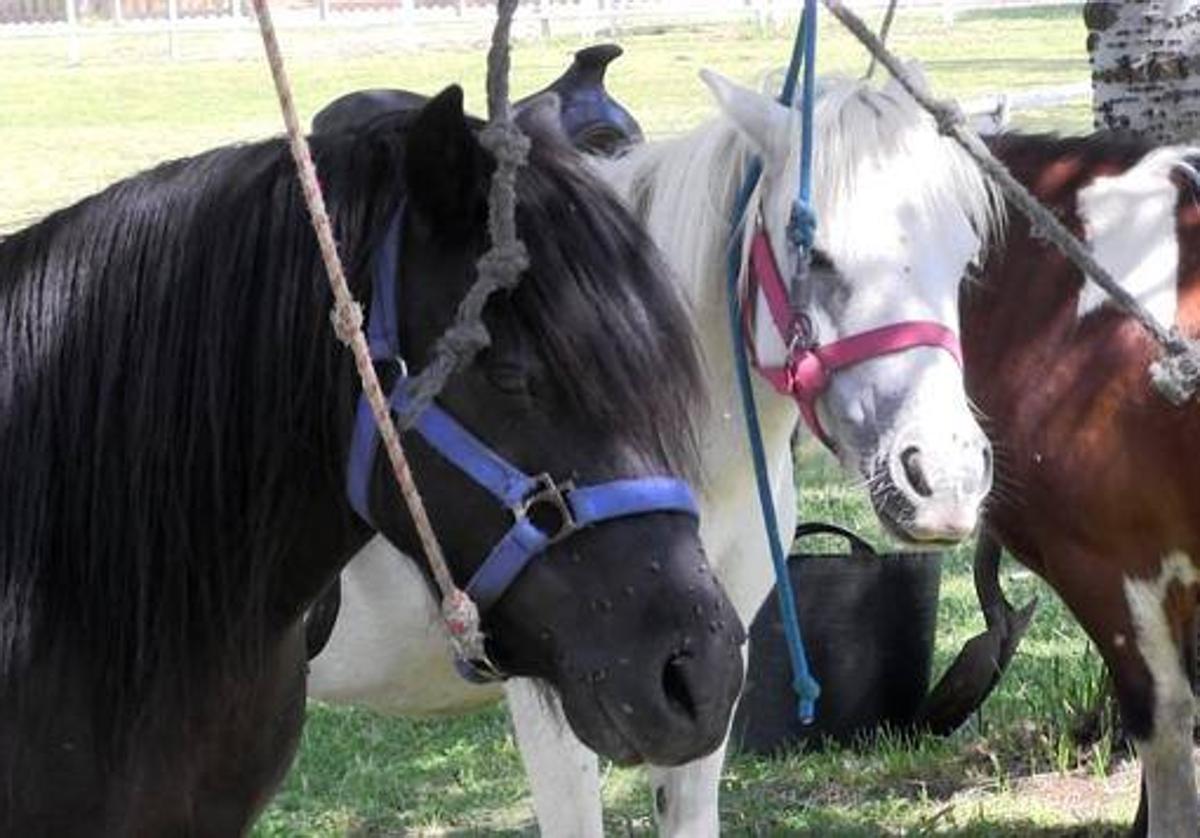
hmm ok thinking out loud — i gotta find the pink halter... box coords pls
[745,228,963,452]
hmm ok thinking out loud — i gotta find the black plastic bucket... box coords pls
[731,523,943,753]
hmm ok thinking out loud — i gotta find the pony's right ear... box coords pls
[700,69,789,167]
[404,85,487,232]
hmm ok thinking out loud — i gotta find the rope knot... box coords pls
[443,319,493,358]
[442,589,487,661]
[477,241,530,288]
[930,98,966,136]
[479,122,532,168]
[329,301,364,346]
[787,200,818,253]
[1150,336,1200,406]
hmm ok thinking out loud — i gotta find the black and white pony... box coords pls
[0,86,745,834]
[310,67,1001,835]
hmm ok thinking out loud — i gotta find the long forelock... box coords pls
[601,73,1002,302]
[807,77,1003,259]
[512,141,706,478]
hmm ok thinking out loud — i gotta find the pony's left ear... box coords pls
[404,84,488,233]
[700,69,788,165]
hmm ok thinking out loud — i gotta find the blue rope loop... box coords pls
[787,199,817,253]
[725,3,822,724]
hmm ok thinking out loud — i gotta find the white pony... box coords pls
[309,68,1000,835]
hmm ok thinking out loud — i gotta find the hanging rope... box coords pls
[822,0,1200,405]
[864,0,898,79]
[728,1,823,725]
[398,0,531,429]
[249,0,527,661]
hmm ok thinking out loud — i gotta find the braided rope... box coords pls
[822,0,1200,405]
[396,0,530,429]
[863,0,898,79]
[250,0,497,660]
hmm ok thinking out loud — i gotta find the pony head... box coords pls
[358,87,744,764]
[702,67,998,543]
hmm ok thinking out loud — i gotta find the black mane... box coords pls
[0,111,702,752]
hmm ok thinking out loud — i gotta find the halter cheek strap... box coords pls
[747,228,963,452]
[346,205,700,628]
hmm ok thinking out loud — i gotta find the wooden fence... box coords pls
[0,0,1086,68]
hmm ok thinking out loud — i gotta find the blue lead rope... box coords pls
[726,2,821,723]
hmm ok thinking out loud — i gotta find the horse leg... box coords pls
[646,744,726,838]
[1122,553,1199,838]
[1132,775,1150,838]
[1129,607,1199,838]
[640,446,793,838]
[504,677,604,838]
[1051,550,1198,837]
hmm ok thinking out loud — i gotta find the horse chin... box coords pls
[877,510,973,547]
[552,681,730,768]
[865,461,979,546]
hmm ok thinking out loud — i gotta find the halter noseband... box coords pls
[345,205,700,679]
[745,225,963,452]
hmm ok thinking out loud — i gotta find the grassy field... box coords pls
[1,5,1139,835]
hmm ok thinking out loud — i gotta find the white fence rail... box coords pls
[965,82,1092,133]
[2,0,1085,64]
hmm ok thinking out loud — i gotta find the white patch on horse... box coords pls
[1076,147,1196,326]
[1122,551,1200,837]
[308,537,501,716]
[505,678,604,838]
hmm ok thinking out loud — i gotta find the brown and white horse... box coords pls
[964,133,1200,837]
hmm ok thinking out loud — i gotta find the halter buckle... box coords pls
[515,474,578,544]
[787,312,817,354]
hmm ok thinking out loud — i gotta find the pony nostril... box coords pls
[662,653,698,721]
[900,446,933,498]
[981,446,994,484]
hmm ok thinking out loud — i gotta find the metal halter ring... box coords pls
[514,474,579,544]
[787,311,818,354]
[454,654,507,685]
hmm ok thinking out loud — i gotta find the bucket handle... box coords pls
[792,522,878,558]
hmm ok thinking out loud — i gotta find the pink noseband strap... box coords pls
[747,229,963,452]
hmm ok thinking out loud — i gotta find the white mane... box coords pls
[601,73,1003,293]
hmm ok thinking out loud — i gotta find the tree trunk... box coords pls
[1085,0,1200,143]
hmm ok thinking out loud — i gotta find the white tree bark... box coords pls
[1086,0,1200,142]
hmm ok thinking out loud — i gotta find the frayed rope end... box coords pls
[442,589,488,662]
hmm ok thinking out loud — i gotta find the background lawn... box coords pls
[2,5,1137,834]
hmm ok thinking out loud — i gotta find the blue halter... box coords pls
[346,205,701,618]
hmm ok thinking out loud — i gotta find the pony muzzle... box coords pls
[877,424,992,543]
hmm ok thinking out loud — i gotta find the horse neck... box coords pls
[968,135,1156,337]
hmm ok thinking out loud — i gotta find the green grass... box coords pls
[2,7,1133,834]
[2,4,1090,230]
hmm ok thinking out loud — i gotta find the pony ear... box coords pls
[515,92,572,150]
[700,68,788,164]
[882,60,930,102]
[404,84,488,232]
